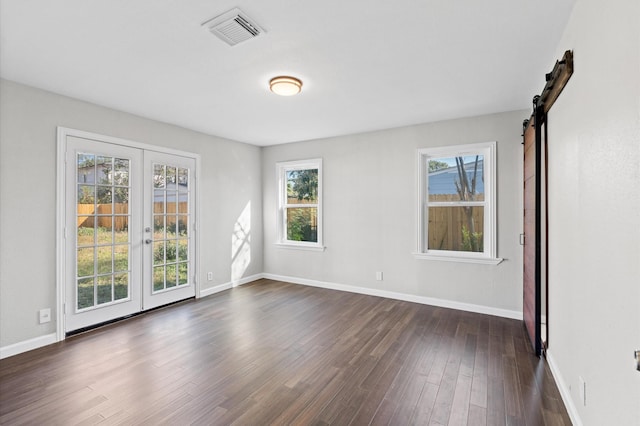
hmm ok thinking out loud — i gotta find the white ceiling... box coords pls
[0,0,575,146]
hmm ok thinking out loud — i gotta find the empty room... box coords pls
[1,0,638,425]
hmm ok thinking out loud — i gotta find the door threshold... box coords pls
[65,297,195,337]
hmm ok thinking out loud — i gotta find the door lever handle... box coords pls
[145,239,152,244]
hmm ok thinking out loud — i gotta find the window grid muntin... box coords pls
[75,152,132,312]
[152,163,190,294]
[277,160,322,246]
[284,205,318,243]
[418,142,496,259]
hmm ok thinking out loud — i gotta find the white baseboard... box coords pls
[262,273,522,320]
[2,273,519,359]
[0,333,57,360]
[546,350,583,426]
[199,273,263,298]
[2,275,263,359]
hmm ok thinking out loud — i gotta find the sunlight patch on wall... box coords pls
[231,201,251,284]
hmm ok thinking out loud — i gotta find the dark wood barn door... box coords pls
[523,114,542,356]
[522,50,573,357]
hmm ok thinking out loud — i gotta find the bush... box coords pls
[154,220,187,236]
[154,241,188,263]
[461,226,483,252]
[287,209,317,242]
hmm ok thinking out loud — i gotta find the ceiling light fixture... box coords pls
[269,76,303,96]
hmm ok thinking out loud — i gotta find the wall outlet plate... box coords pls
[39,308,51,324]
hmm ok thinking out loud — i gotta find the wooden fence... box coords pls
[428,206,484,251]
[77,204,129,231]
[77,202,187,231]
[427,194,484,251]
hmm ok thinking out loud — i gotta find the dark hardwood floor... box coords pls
[0,279,571,425]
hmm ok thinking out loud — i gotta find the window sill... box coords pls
[412,252,503,265]
[275,242,326,252]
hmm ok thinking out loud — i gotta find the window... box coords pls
[416,142,501,264]
[276,159,324,250]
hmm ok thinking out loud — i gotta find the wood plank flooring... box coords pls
[0,279,571,425]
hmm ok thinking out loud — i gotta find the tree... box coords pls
[454,156,482,252]
[286,208,317,242]
[97,159,129,204]
[286,169,318,242]
[429,160,449,173]
[287,169,318,202]
[77,157,130,204]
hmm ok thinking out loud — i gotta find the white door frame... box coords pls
[56,127,201,342]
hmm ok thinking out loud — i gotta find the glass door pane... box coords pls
[65,136,142,332]
[76,153,132,310]
[151,163,190,292]
[143,152,196,309]
[64,133,197,331]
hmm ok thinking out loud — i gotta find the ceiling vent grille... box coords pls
[202,8,264,46]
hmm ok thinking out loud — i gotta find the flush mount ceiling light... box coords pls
[269,76,303,96]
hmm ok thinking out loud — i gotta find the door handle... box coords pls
[145,239,153,244]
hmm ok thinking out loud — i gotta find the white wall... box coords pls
[262,111,525,316]
[0,79,263,348]
[545,0,640,424]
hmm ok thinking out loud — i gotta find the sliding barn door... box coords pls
[522,51,573,357]
[523,114,542,356]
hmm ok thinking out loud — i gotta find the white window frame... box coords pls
[414,141,502,265]
[276,158,324,251]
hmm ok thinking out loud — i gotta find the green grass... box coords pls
[78,280,128,310]
[77,227,188,308]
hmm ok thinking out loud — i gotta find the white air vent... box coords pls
[202,8,264,46]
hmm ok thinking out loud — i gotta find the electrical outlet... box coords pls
[579,376,586,406]
[376,271,383,281]
[207,272,213,281]
[39,308,51,324]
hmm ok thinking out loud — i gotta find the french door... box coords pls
[62,131,197,332]
[143,150,197,310]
